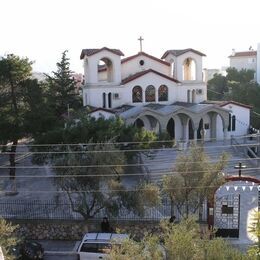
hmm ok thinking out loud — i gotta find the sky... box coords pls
[1,0,260,74]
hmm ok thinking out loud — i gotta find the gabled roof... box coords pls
[121,52,170,66]
[219,100,252,109]
[89,107,116,114]
[80,47,124,59]
[121,69,180,84]
[228,51,257,58]
[98,52,170,72]
[161,48,206,59]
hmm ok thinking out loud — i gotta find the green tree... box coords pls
[110,217,246,260]
[162,145,228,219]
[0,54,32,187]
[207,73,227,100]
[207,67,260,129]
[45,50,81,119]
[0,219,19,260]
[0,55,55,190]
[33,115,160,219]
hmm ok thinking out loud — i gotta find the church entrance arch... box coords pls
[98,57,114,82]
[134,115,161,133]
[134,118,144,128]
[167,118,175,138]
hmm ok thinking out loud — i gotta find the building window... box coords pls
[108,92,112,108]
[102,93,106,108]
[232,115,236,131]
[132,86,143,103]
[145,85,155,102]
[228,113,231,131]
[158,85,168,101]
[228,113,236,132]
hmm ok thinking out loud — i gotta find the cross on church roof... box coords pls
[138,36,144,52]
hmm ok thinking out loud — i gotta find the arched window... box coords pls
[102,93,106,108]
[158,85,168,101]
[98,57,113,82]
[132,86,143,103]
[108,92,112,108]
[145,85,155,102]
[232,115,236,131]
[183,58,196,80]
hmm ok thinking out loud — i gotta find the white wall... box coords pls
[121,54,170,79]
[83,71,207,108]
[164,51,203,82]
[230,56,257,72]
[216,104,250,139]
[83,50,122,84]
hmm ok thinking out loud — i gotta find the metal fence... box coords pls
[0,198,208,221]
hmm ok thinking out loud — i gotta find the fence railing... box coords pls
[0,198,208,222]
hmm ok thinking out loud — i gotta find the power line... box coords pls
[0,184,258,194]
[0,166,259,178]
[0,141,259,155]
[0,134,258,148]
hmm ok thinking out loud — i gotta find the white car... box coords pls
[77,232,129,260]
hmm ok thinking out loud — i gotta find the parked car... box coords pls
[76,232,129,260]
[11,241,44,260]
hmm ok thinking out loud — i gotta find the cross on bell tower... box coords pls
[138,36,144,52]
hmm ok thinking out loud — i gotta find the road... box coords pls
[44,252,78,260]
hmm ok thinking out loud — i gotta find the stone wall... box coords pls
[10,219,162,241]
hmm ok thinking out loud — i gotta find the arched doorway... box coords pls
[134,118,144,128]
[167,118,175,138]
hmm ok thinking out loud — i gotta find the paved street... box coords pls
[34,240,79,260]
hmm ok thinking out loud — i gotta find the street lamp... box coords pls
[234,162,247,177]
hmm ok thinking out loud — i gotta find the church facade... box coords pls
[80,47,251,141]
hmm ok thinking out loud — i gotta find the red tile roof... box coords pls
[80,47,124,59]
[228,51,257,58]
[161,48,206,59]
[121,69,180,84]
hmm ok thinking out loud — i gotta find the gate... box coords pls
[214,193,240,238]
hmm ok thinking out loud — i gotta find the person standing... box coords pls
[101,217,111,233]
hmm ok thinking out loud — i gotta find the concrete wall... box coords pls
[11,219,163,241]
[216,104,250,139]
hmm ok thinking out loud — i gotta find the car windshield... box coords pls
[80,243,112,254]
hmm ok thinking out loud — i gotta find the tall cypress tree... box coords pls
[46,50,82,119]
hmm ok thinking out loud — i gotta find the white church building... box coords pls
[80,46,251,142]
